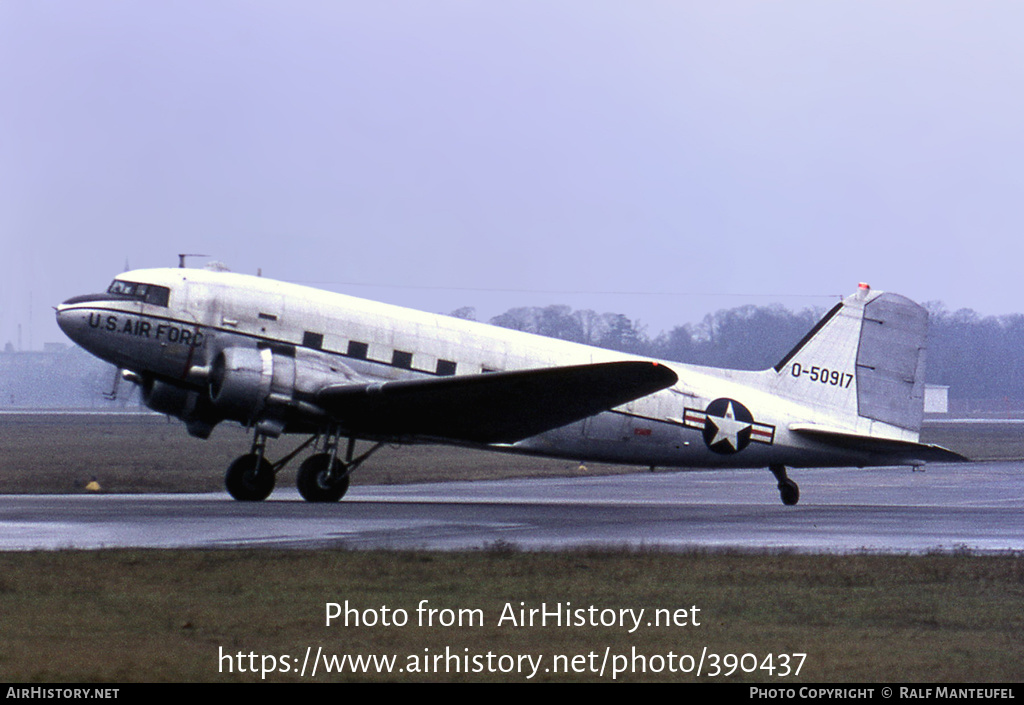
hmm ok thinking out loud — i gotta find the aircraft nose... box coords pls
[55,302,75,339]
[55,297,91,343]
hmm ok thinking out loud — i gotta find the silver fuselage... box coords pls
[56,267,918,470]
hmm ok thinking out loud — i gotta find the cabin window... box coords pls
[347,341,369,360]
[392,350,413,369]
[436,359,457,376]
[303,331,324,350]
[144,286,170,307]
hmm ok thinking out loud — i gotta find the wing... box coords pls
[315,360,678,444]
[789,423,968,463]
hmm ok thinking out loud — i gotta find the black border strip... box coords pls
[772,301,843,373]
[64,304,454,379]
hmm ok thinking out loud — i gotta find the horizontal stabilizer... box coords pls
[316,361,678,444]
[790,424,968,463]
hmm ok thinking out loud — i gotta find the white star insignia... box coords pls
[706,401,752,451]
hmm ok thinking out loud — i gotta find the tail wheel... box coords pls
[297,453,350,503]
[770,464,800,506]
[779,478,800,506]
[225,453,275,501]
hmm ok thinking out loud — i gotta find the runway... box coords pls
[1,461,1022,553]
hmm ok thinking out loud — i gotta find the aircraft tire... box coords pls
[779,479,800,506]
[297,453,350,503]
[225,453,275,501]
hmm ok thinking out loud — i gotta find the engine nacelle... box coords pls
[209,347,276,422]
[208,346,356,433]
[141,379,220,439]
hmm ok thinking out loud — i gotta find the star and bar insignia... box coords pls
[684,398,775,455]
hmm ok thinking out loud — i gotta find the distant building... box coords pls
[924,384,949,414]
[0,345,141,409]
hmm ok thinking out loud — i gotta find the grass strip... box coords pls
[0,548,1020,682]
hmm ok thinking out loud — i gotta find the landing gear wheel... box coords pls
[225,453,275,501]
[297,453,350,503]
[769,464,800,506]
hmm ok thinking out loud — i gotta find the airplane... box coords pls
[55,265,964,505]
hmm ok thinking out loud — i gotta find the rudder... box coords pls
[854,291,928,432]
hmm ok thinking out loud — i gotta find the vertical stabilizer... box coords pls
[770,286,928,435]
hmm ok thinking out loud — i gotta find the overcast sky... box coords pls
[3,2,1023,350]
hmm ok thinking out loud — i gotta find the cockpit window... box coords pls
[107,280,137,296]
[107,280,170,307]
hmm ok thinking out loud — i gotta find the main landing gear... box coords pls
[770,464,800,506]
[224,431,383,503]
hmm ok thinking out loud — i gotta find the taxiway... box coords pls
[1,461,1021,553]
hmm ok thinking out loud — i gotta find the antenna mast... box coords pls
[178,254,210,269]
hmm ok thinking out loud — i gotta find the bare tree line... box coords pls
[472,301,1024,402]
[3,300,1019,408]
